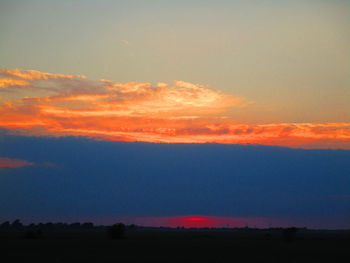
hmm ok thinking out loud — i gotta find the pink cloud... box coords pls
[0,157,34,168]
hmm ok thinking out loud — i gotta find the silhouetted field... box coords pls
[1,222,349,262]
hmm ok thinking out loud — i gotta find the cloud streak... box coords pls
[0,157,34,168]
[0,78,29,88]
[0,69,349,149]
[0,69,85,80]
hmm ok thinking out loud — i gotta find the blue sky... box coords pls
[1,133,349,228]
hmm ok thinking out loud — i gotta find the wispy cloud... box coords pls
[0,157,56,168]
[0,69,86,81]
[120,39,130,45]
[0,68,349,149]
[0,78,29,88]
[0,157,34,168]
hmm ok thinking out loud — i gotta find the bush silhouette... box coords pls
[283,227,298,242]
[70,222,81,229]
[24,229,43,239]
[0,221,10,229]
[107,223,126,239]
[82,222,94,229]
[12,219,23,230]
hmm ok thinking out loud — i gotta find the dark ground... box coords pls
[1,227,349,263]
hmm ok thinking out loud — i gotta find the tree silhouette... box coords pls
[0,221,10,229]
[24,229,43,239]
[107,223,126,239]
[11,219,23,230]
[82,222,94,229]
[283,227,298,242]
[69,222,81,229]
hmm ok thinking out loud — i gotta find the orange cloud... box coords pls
[0,69,85,80]
[0,68,349,149]
[0,78,29,88]
[0,157,34,168]
[0,69,86,90]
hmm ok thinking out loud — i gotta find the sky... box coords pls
[1,134,350,229]
[0,0,349,228]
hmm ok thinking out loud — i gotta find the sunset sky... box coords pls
[0,0,349,228]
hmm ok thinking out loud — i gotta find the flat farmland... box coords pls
[1,228,349,263]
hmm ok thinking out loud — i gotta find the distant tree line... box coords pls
[0,219,95,230]
[1,219,307,242]
[0,219,133,239]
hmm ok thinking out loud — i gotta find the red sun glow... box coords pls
[167,216,241,228]
[175,216,213,228]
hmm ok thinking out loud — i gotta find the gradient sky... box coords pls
[0,0,349,228]
[1,134,350,229]
[1,0,349,123]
